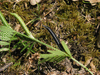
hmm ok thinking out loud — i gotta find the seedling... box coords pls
[0,11,93,75]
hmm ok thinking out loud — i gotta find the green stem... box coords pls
[16,32,60,52]
[34,38,60,51]
[71,57,93,75]
[0,11,10,27]
[10,13,34,38]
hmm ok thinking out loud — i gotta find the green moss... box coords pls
[0,0,100,73]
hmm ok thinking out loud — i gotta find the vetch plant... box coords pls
[0,11,93,75]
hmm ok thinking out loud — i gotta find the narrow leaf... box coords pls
[20,42,31,53]
[0,41,9,45]
[0,11,10,27]
[39,49,68,64]
[61,41,72,56]
[0,36,11,41]
[10,13,34,38]
[26,42,35,55]
[38,58,48,64]
[0,48,9,51]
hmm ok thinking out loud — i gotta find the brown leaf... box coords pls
[72,0,100,5]
[30,0,41,5]
[90,61,96,72]
[85,0,100,4]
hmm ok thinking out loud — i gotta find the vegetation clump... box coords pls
[0,0,100,74]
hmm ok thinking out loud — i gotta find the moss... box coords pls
[55,1,97,51]
[0,0,100,73]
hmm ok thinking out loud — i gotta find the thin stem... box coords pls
[16,31,61,52]
[71,57,93,75]
[34,38,60,51]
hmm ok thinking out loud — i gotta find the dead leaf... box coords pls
[73,0,78,1]
[90,61,96,72]
[84,57,92,66]
[14,24,21,32]
[30,0,41,5]
[72,0,100,5]
[47,71,57,75]
[85,0,100,4]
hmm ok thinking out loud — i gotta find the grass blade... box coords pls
[61,41,71,56]
[10,13,34,38]
[0,41,9,45]
[0,11,10,27]
[0,48,9,51]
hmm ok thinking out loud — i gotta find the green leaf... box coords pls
[26,42,35,55]
[0,48,9,51]
[0,41,9,45]
[39,49,68,64]
[0,36,11,41]
[12,41,22,49]
[10,37,18,41]
[10,13,34,38]
[0,26,16,41]
[55,56,66,63]
[20,42,31,53]
[61,41,72,57]
[38,58,48,64]
[0,26,17,47]
[0,11,11,27]
[0,26,13,32]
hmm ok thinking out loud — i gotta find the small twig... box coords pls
[0,62,13,72]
